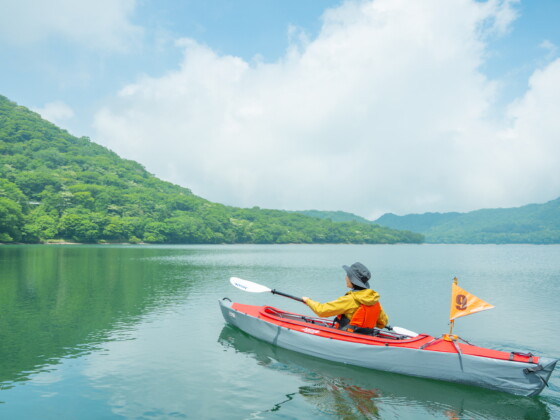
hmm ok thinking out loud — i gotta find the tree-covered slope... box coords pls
[295,210,373,224]
[0,95,423,244]
[374,212,462,233]
[374,199,560,244]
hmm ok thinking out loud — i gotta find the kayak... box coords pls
[219,299,557,396]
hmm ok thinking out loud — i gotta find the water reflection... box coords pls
[0,245,197,389]
[218,325,551,420]
[299,381,381,419]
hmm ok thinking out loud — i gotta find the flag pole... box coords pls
[449,277,458,336]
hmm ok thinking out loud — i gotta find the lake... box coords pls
[0,244,558,419]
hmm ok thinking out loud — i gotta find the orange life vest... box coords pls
[349,302,381,330]
[336,302,381,332]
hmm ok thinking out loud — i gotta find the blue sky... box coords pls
[1,0,559,218]
[1,1,339,132]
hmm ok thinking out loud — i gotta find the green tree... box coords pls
[0,197,24,242]
[23,214,58,242]
[143,221,167,243]
[58,213,100,242]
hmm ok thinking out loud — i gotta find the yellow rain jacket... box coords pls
[305,289,388,328]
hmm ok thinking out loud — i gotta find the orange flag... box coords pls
[449,282,494,321]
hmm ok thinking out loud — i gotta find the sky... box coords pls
[1,0,560,219]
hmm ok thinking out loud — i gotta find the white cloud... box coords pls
[93,0,559,218]
[0,0,142,51]
[496,58,560,202]
[33,101,75,125]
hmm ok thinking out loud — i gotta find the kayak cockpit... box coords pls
[260,306,430,343]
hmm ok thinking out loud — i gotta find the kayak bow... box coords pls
[219,299,557,396]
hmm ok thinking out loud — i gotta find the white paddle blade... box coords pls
[230,277,272,293]
[392,326,419,337]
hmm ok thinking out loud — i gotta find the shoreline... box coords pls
[1,241,559,246]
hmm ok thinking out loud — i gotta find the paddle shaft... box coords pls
[271,289,304,303]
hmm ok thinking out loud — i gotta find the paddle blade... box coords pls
[230,277,272,293]
[392,326,418,337]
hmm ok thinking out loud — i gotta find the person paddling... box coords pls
[302,262,388,333]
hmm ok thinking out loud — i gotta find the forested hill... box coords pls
[294,210,372,224]
[374,199,560,244]
[0,95,423,244]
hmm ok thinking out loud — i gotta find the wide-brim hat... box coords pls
[342,262,371,288]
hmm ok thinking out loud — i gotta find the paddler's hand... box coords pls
[302,296,309,304]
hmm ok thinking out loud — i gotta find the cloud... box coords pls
[0,0,142,51]
[93,0,559,218]
[33,101,75,125]
[496,58,560,202]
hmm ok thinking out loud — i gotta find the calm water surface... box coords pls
[0,244,558,419]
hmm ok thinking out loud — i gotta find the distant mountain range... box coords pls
[299,198,560,244]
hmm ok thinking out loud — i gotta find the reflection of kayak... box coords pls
[219,299,557,396]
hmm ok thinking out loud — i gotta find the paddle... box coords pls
[230,277,304,302]
[229,277,419,337]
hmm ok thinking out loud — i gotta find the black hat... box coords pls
[342,262,371,289]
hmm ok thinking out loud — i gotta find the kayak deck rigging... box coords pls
[263,306,418,341]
